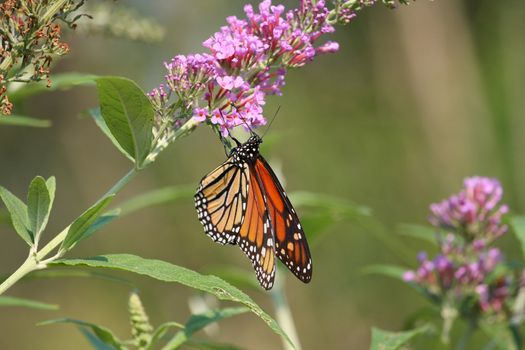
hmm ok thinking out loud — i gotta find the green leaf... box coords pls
[40,318,124,349]
[147,322,184,350]
[362,265,437,302]
[27,176,51,240]
[0,296,58,310]
[23,269,133,287]
[0,186,32,245]
[9,73,97,102]
[510,216,525,259]
[61,196,115,251]
[396,224,437,245]
[162,307,249,349]
[361,264,406,280]
[289,191,371,244]
[0,115,51,128]
[185,340,245,350]
[46,177,56,209]
[290,191,371,218]
[96,76,154,167]
[370,325,430,350]
[52,254,294,348]
[118,186,194,216]
[480,322,520,350]
[89,108,134,162]
[206,266,260,291]
[78,327,117,350]
[82,208,121,241]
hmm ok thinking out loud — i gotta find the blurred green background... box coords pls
[1,0,525,349]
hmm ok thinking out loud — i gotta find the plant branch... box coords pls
[0,167,138,296]
[270,275,302,350]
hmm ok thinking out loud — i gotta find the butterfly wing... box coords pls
[238,168,276,290]
[195,158,248,245]
[195,157,276,289]
[254,156,312,283]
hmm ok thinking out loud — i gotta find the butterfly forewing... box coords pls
[255,157,312,283]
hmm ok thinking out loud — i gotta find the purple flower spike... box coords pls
[429,177,508,241]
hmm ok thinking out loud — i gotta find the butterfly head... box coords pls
[231,134,262,164]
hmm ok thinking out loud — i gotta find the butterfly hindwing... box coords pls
[255,157,312,283]
[237,169,276,290]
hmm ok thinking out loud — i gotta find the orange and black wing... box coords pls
[254,156,312,283]
[195,158,248,245]
[195,158,276,289]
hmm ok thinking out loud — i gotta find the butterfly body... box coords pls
[195,134,312,290]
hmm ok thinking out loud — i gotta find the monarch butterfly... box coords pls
[194,134,312,290]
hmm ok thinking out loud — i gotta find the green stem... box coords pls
[455,320,476,350]
[0,168,138,296]
[270,275,302,350]
[0,255,38,295]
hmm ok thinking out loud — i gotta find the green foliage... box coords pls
[147,322,184,350]
[369,325,430,350]
[162,307,249,349]
[96,77,154,168]
[61,196,115,252]
[290,191,370,243]
[480,322,521,350]
[0,295,58,310]
[89,108,135,162]
[82,209,121,242]
[40,318,125,350]
[52,254,294,347]
[9,73,97,102]
[0,115,51,128]
[362,264,406,280]
[0,185,32,245]
[396,223,437,245]
[510,216,525,258]
[118,186,194,216]
[27,176,52,243]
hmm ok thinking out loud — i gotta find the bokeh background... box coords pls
[1,0,525,349]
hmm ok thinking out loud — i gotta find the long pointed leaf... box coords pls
[61,196,114,251]
[0,115,51,128]
[162,307,249,350]
[40,318,124,349]
[52,254,294,348]
[0,186,32,245]
[0,296,58,310]
[27,176,51,240]
[370,325,430,350]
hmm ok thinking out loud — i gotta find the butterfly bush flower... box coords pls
[403,176,523,335]
[147,0,412,150]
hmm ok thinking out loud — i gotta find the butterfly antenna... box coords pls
[261,105,281,139]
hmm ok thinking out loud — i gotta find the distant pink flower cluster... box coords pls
[403,177,517,314]
[149,0,343,136]
[429,177,508,241]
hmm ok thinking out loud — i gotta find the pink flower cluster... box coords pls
[403,177,518,315]
[429,177,509,242]
[149,0,342,136]
[404,248,511,313]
